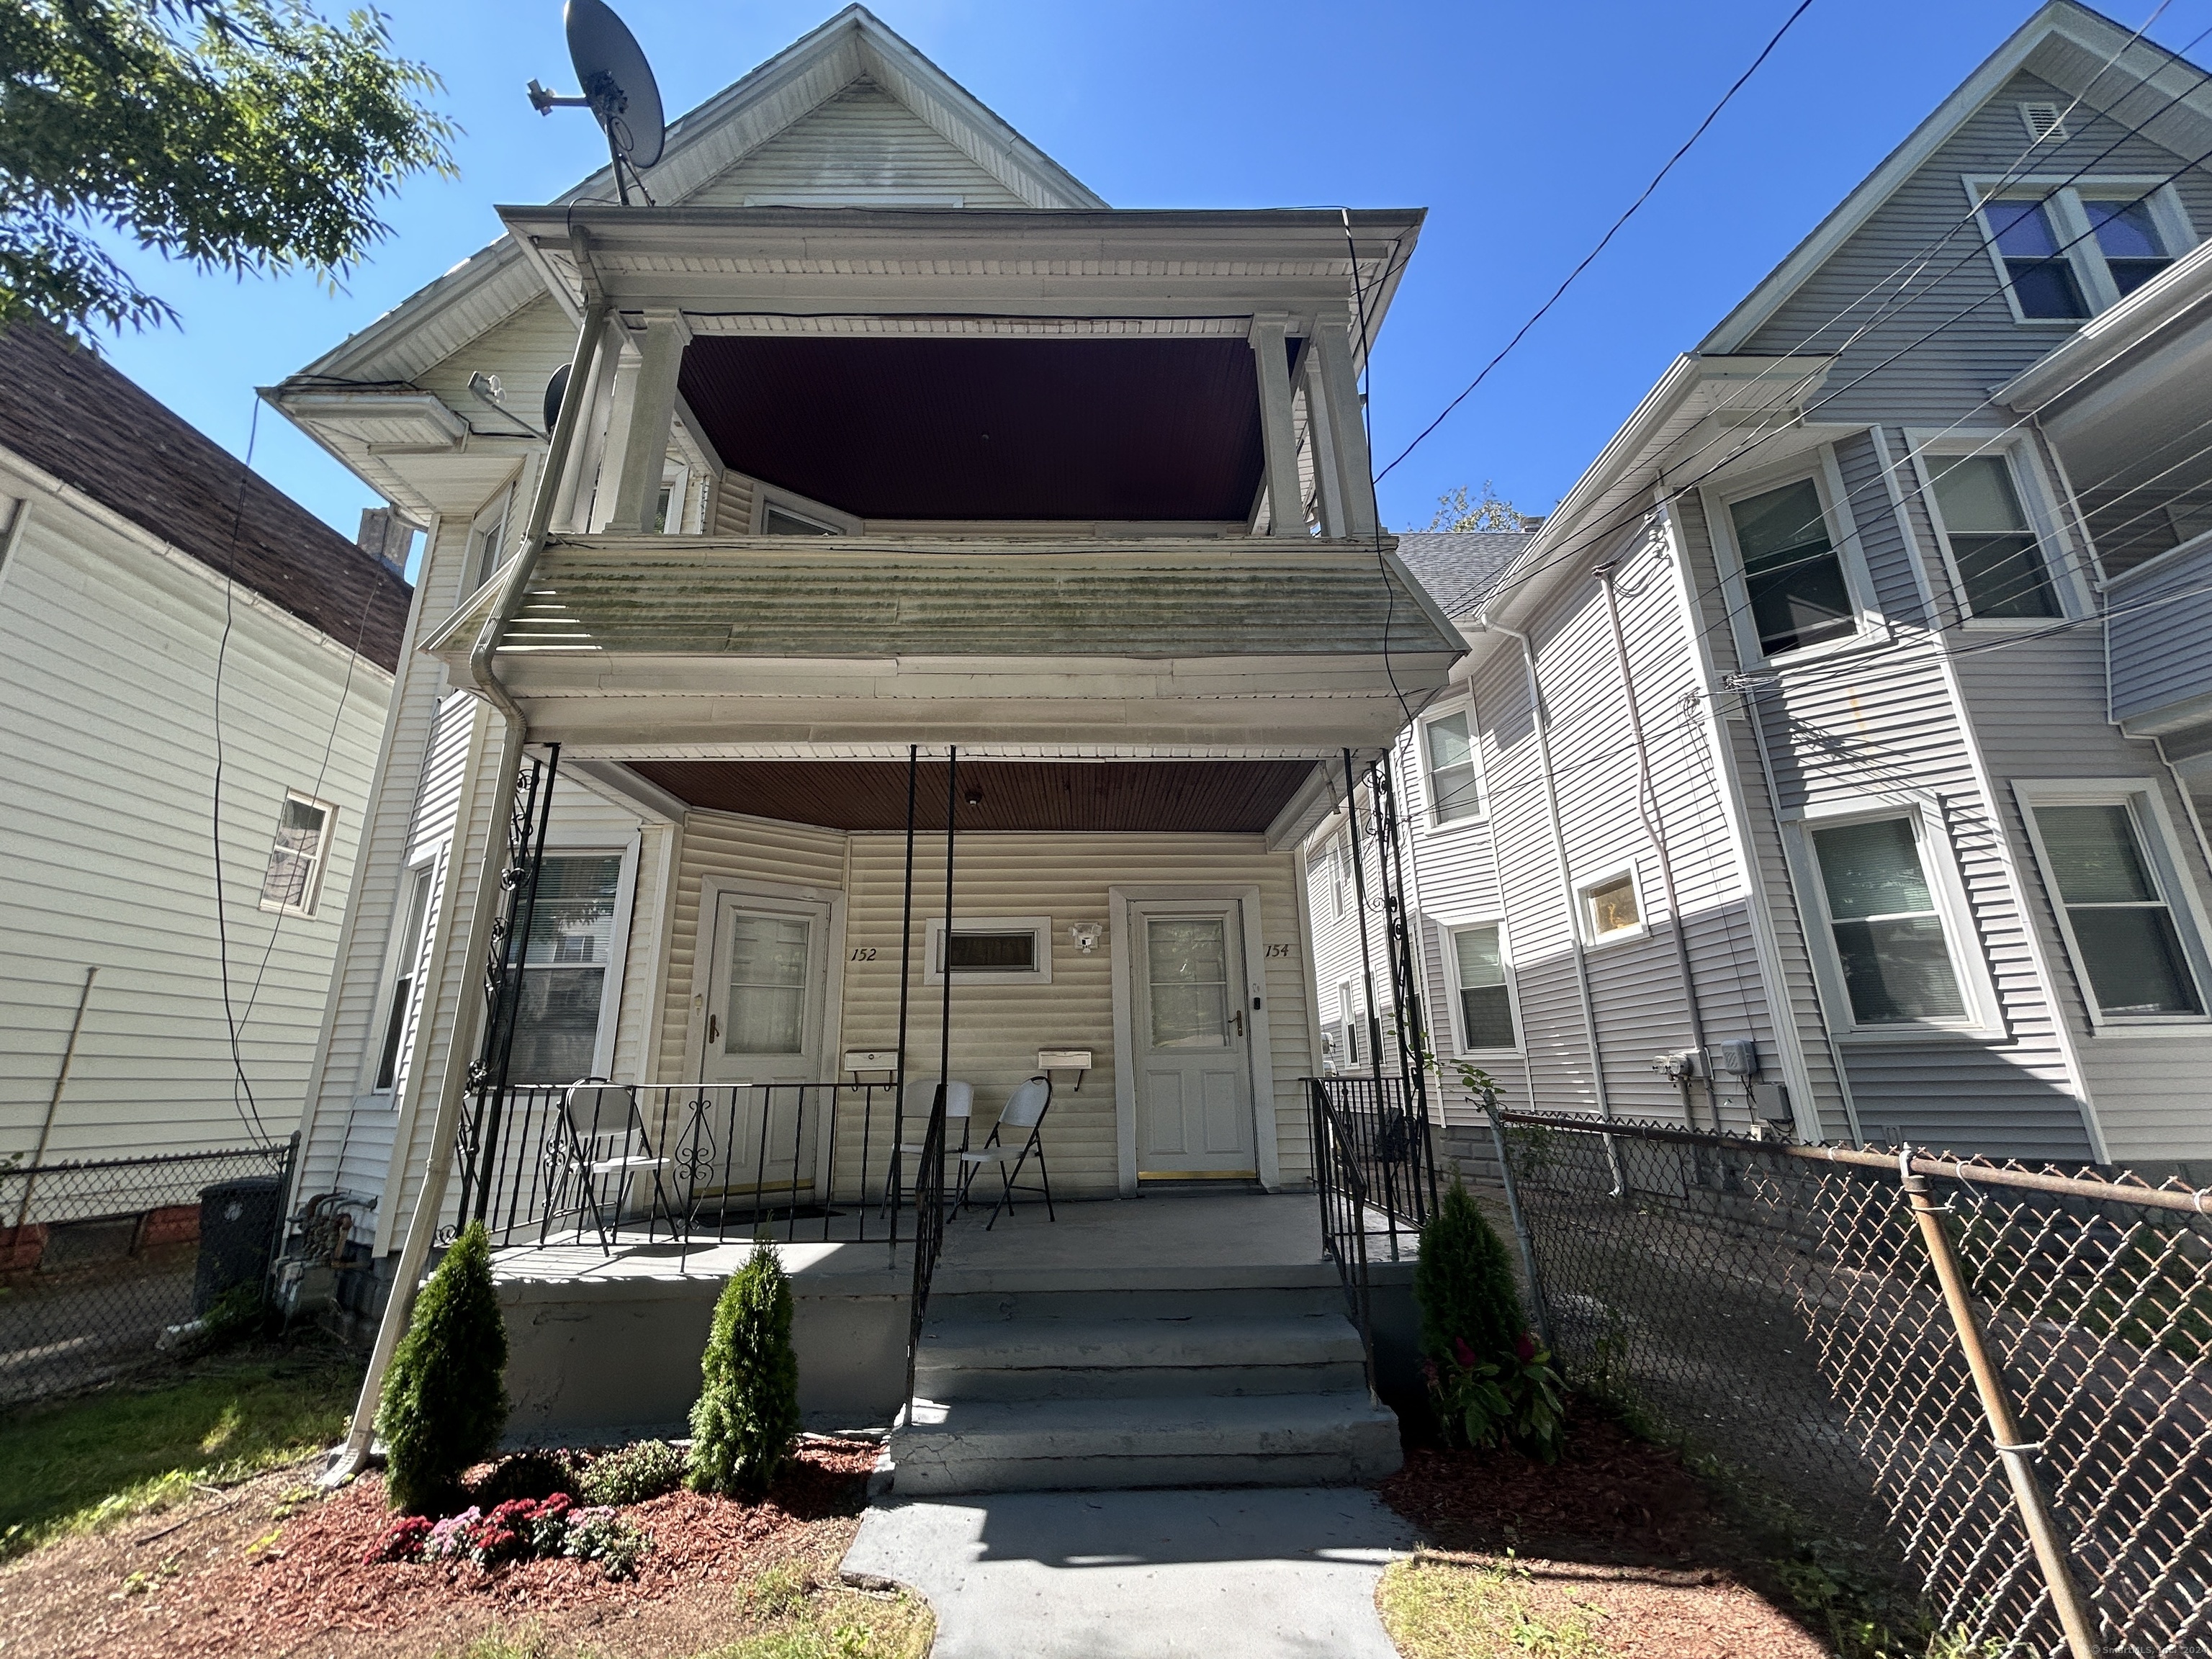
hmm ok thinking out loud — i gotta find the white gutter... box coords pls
[324,260,612,1483]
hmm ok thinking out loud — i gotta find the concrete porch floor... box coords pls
[487,1193,1421,1442]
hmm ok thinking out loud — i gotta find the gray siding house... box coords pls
[1313,1,2212,1169]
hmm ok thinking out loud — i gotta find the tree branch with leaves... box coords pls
[1,0,457,341]
[1423,482,1532,534]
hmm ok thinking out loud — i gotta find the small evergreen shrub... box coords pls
[376,1221,511,1512]
[1416,1179,1563,1460]
[687,1240,801,1498]
[578,1439,685,1506]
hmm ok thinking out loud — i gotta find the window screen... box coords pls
[1984,197,2090,318]
[1452,925,1515,1050]
[1811,818,1966,1023]
[261,796,332,914]
[1930,454,2058,619]
[509,854,622,1082]
[1424,711,1481,822]
[2033,804,2203,1017]
[1730,480,1856,655]
[2081,197,2172,296]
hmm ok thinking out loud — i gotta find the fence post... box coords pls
[1485,1095,1552,1350]
[1898,1149,2102,1659]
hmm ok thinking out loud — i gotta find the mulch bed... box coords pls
[1,1439,879,1659]
[1377,1418,1833,1658]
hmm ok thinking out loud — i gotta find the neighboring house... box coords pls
[0,323,410,1163]
[274,0,1444,1357]
[1326,1,2212,1172]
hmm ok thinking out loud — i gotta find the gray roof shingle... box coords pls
[1393,531,1528,618]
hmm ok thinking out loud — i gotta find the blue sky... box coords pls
[86,0,2212,555]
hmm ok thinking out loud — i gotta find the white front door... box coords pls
[700,893,832,1199]
[1132,904,1257,1179]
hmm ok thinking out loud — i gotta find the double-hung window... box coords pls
[509,853,625,1083]
[1728,478,1857,656]
[260,793,336,917]
[1807,817,1969,1025]
[1421,709,1482,824]
[2024,798,2206,1021]
[372,863,436,1092]
[463,487,514,596]
[1925,451,2060,619]
[1449,925,1516,1051]
[1977,182,2190,320]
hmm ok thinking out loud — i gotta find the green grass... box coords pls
[0,1337,362,1560]
[1377,1552,1611,1659]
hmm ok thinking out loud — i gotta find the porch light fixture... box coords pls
[1069,922,1103,954]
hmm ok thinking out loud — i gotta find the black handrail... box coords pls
[1309,1078,1375,1386]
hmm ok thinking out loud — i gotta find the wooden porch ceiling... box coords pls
[628,759,1318,832]
[678,336,1299,523]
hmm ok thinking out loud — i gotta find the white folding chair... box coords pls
[956,1076,1055,1231]
[881,1079,974,1215]
[557,1082,675,1251]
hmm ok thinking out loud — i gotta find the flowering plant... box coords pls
[1424,1328,1565,1462]
[364,1491,651,1578]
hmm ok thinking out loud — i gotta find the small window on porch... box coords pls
[510,853,624,1082]
[924,917,1053,985]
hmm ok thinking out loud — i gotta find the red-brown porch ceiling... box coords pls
[629,760,1317,832]
[675,337,1297,522]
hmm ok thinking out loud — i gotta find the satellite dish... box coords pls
[527,0,665,204]
[542,362,571,433]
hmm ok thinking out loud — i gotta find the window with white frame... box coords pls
[1727,477,1857,657]
[2023,797,2206,1020]
[260,793,336,917]
[509,853,625,1083]
[1338,979,1362,1066]
[1421,708,1483,823]
[372,862,436,1092]
[1807,816,1968,1025]
[652,461,693,534]
[1924,449,2062,619]
[1976,181,2190,320]
[1448,924,1516,1051]
[1578,868,1644,945]
[462,485,515,596]
[1331,837,1351,919]
[923,917,1053,985]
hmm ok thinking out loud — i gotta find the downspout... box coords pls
[325,269,613,1483]
[1476,617,1622,1168]
[1594,561,1714,1128]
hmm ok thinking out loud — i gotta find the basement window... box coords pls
[925,917,1053,985]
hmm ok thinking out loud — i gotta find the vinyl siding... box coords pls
[1738,73,2212,424]
[688,79,1030,208]
[2107,536,2212,729]
[0,468,389,1161]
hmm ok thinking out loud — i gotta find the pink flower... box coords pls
[1450,1336,1478,1370]
[1514,1331,1538,1364]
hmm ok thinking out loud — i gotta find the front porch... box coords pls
[487,1190,1422,1459]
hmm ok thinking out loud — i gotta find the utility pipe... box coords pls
[324,279,613,1484]
[1595,562,1713,1125]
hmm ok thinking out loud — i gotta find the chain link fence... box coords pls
[0,1139,297,1404]
[1483,1108,2211,1659]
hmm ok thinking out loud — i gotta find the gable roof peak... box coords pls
[1702,0,2212,354]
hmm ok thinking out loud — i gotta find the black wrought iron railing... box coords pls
[1308,1074,1442,1385]
[449,1079,914,1260]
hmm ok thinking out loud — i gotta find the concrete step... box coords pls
[888,1390,1405,1493]
[914,1312,1367,1400]
[925,1284,1350,1325]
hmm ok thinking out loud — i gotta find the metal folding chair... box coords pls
[956,1075,1055,1230]
[555,1081,677,1251]
[882,1079,974,1218]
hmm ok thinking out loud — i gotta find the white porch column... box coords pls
[1309,310,1377,539]
[1248,314,1305,536]
[1301,358,1346,539]
[607,308,693,534]
[553,313,625,534]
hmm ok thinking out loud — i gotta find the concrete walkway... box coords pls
[840,1486,1415,1658]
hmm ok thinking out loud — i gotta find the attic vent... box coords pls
[2020,101,2068,143]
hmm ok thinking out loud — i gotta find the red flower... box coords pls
[1450,1336,1478,1370]
[1514,1331,1538,1364]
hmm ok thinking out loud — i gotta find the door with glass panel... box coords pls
[1132,904,1256,1179]
[700,894,832,1201]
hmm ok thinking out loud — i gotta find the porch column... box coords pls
[1249,315,1305,536]
[1310,310,1377,539]
[553,313,626,533]
[1302,356,1347,539]
[607,307,693,534]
